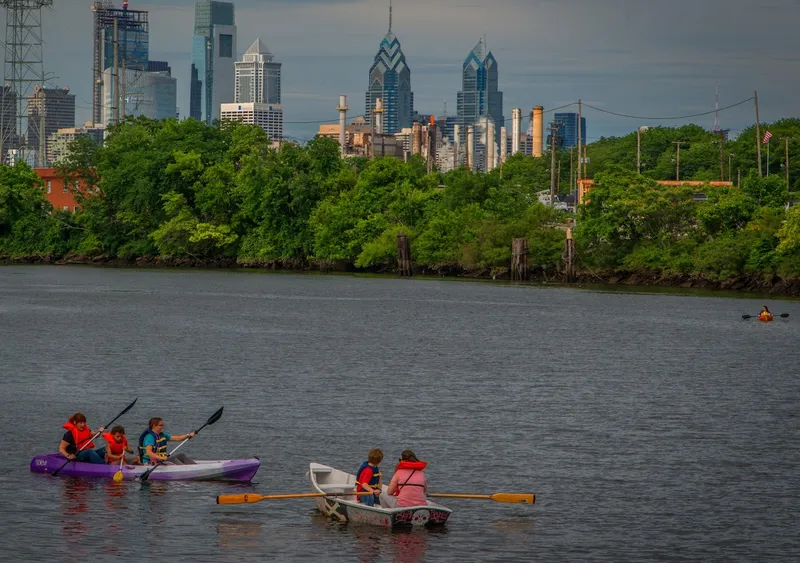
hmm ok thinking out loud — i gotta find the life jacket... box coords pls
[138,429,167,463]
[759,312,774,322]
[392,460,428,496]
[355,461,382,492]
[103,432,128,462]
[62,421,95,452]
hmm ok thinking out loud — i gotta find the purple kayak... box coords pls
[30,453,260,481]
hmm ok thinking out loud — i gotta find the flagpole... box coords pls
[767,141,770,177]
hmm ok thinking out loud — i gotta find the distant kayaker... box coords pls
[138,417,196,465]
[759,306,773,321]
[103,426,140,465]
[355,448,384,507]
[59,412,106,464]
[381,450,428,508]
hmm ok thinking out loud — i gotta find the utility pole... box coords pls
[548,120,561,207]
[570,145,574,191]
[673,141,686,181]
[754,91,762,176]
[577,99,582,183]
[718,135,725,181]
[113,17,119,125]
[729,153,734,182]
[786,137,791,202]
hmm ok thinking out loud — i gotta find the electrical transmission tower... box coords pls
[1,0,53,165]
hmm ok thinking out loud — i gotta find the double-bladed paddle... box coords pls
[742,313,790,319]
[139,407,224,482]
[52,398,138,477]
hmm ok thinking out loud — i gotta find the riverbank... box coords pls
[4,253,800,296]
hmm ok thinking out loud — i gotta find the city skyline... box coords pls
[4,0,797,142]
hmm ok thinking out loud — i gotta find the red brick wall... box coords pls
[33,168,86,212]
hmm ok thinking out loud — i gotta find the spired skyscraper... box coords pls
[190,0,237,124]
[234,38,281,104]
[456,38,503,146]
[365,3,413,134]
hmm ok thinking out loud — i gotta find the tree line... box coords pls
[1,116,799,281]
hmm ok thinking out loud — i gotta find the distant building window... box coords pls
[74,206,79,213]
[219,34,233,58]
[63,205,69,211]
[46,180,52,193]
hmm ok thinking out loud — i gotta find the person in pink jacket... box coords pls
[382,449,428,508]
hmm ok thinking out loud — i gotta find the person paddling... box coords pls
[381,449,429,508]
[103,426,140,465]
[59,412,106,464]
[759,306,773,321]
[355,448,384,507]
[139,417,196,465]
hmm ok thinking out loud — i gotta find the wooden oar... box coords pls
[217,491,372,504]
[139,407,224,482]
[52,398,138,477]
[427,492,535,504]
[742,313,790,319]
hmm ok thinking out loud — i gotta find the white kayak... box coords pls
[308,462,452,528]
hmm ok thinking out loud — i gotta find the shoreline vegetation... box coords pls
[3,117,800,296]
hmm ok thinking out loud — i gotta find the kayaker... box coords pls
[103,426,140,465]
[759,306,773,321]
[139,417,196,465]
[355,448,384,507]
[381,450,428,508]
[58,412,106,464]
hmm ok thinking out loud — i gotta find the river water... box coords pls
[0,266,797,562]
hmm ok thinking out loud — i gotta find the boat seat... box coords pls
[313,467,333,474]
[318,483,353,494]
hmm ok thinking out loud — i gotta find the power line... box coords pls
[581,97,754,120]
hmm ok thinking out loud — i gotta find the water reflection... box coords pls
[59,478,94,562]
[385,528,433,563]
[216,520,264,551]
[491,517,535,536]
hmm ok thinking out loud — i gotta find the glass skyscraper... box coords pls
[365,5,413,134]
[190,1,236,124]
[553,113,586,149]
[456,38,503,145]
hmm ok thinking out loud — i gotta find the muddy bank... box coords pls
[3,254,800,297]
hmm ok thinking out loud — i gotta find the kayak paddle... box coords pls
[217,491,374,504]
[427,492,535,504]
[113,455,124,483]
[52,398,138,477]
[139,407,223,482]
[742,313,789,319]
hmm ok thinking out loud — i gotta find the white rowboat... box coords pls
[308,462,452,528]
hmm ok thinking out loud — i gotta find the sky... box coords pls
[4,0,799,142]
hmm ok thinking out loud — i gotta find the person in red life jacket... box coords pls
[355,448,384,506]
[138,417,196,465]
[381,449,428,508]
[103,425,140,465]
[58,412,106,464]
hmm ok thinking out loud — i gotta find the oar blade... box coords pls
[490,493,535,504]
[742,315,752,319]
[206,407,224,427]
[780,313,791,318]
[217,493,267,504]
[113,470,123,483]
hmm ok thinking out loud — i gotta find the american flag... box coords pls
[763,131,773,144]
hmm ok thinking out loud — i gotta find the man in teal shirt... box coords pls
[139,417,196,465]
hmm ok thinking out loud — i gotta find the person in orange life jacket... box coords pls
[380,450,428,508]
[59,412,106,464]
[139,417,196,465]
[760,305,772,319]
[355,448,384,507]
[103,425,140,465]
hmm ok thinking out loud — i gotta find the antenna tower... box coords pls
[1,0,53,165]
[712,81,720,133]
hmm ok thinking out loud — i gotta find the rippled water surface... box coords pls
[1,266,798,562]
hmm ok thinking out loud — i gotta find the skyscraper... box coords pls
[190,0,236,124]
[235,38,281,104]
[92,2,149,126]
[365,3,413,134]
[456,38,503,147]
[553,112,586,149]
[27,87,76,165]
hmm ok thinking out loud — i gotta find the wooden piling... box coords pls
[511,238,529,281]
[397,233,412,277]
[563,221,575,282]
